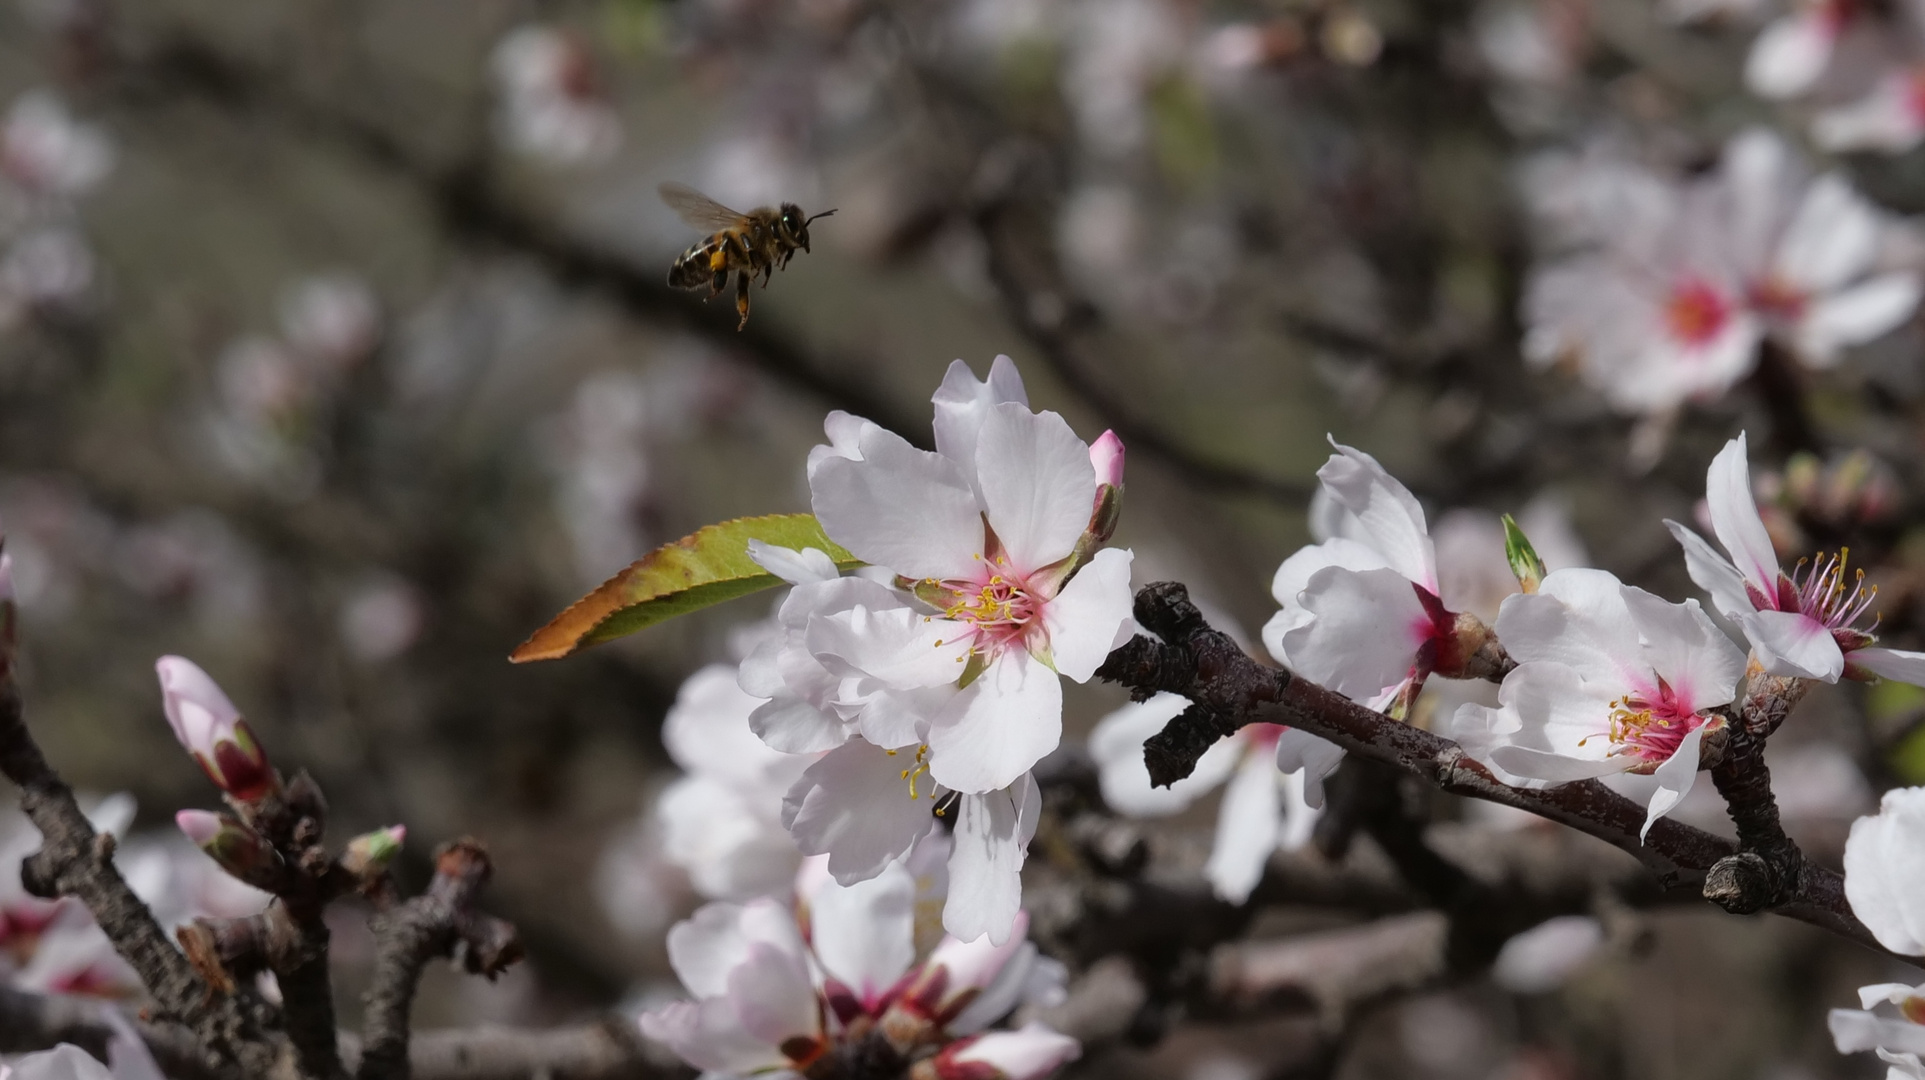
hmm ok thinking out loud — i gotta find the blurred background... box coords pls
[2,0,1925,1077]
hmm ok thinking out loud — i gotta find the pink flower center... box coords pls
[1751,548,1881,649]
[939,566,1043,656]
[1586,679,1706,765]
[1663,278,1732,349]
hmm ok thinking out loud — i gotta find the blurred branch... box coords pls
[0,988,234,1080]
[104,33,931,446]
[1095,580,1885,954]
[970,187,1315,504]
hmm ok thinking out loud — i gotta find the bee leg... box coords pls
[734,271,751,330]
[708,267,727,298]
[761,263,773,289]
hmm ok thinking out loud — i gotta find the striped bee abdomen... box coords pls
[667,238,726,290]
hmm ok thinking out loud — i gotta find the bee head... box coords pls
[777,203,809,249]
[780,203,837,253]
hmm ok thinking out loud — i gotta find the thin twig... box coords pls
[358,839,522,1080]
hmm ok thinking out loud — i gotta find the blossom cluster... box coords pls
[640,839,1075,1080]
[1522,129,1921,416]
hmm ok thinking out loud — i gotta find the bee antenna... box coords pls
[803,208,838,226]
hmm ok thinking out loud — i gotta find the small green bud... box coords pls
[1502,514,1546,594]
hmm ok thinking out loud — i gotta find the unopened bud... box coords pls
[1501,514,1545,594]
[1086,432,1124,544]
[156,657,276,802]
[176,809,283,889]
[340,825,406,880]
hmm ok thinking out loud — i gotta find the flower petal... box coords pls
[664,665,812,790]
[658,776,801,901]
[810,424,983,579]
[664,898,807,998]
[1205,745,1282,904]
[1042,547,1135,682]
[927,651,1063,794]
[638,997,789,1075]
[1498,568,1645,682]
[1316,440,1437,590]
[1665,519,1754,620]
[1796,273,1923,367]
[1830,1008,1925,1056]
[807,606,972,692]
[783,740,936,885]
[1272,727,1346,809]
[1640,724,1706,840]
[975,403,1096,574]
[1738,609,1845,682]
[1282,566,1430,703]
[1705,433,1781,598]
[749,695,851,755]
[746,542,842,587]
[1744,10,1836,98]
[728,941,821,1047]
[944,774,1041,947]
[1851,647,1925,687]
[933,355,1029,485]
[1844,788,1925,955]
[1777,173,1879,293]
[808,861,917,1004]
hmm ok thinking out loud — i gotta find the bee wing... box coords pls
[659,183,750,230]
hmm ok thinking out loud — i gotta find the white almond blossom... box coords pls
[766,357,1132,945]
[491,27,622,166]
[1717,130,1921,367]
[637,846,1072,1080]
[1667,433,1925,685]
[1842,786,1925,956]
[1266,438,1496,715]
[1454,568,1747,837]
[1523,167,1762,414]
[658,663,814,901]
[1088,692,1337,904]
[806,356,1134,795]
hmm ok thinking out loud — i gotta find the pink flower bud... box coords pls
[931,1023,1080,1080]
[1083,432,1124,544]
[174,809,222,846]
[0,552,14,604]
[176,808,283,889]
[1089,430,1124,490]
[156,656,275,802]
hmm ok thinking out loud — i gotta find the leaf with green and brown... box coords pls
[510,514,859,662]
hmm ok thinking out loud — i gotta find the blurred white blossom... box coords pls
[492,27,622,166]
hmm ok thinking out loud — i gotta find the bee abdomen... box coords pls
[668,239,725,290]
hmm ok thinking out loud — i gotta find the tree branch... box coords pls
[0,664,280,1074]
[358,839,522,1080]
[1094,581,1886,954]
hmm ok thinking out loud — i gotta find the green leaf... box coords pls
[511,514,860,662]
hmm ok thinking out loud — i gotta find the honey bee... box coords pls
[660,182,836,330]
